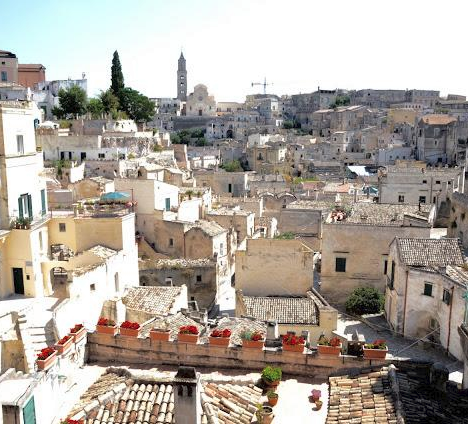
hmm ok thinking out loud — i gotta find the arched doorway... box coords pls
[226,129,233,138]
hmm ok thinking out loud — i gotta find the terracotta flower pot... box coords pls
[69,327,87,343]
[178,333,199,344]
[54,337,74,355]
[267,396,279,406]
[96,325,118,336]
[315,400,323,410]
[120,327,140,337]
[242,339,265,349]
[150,330,170,342]
[283,343,305,353]
[363,347,388,360]
[209,336,230,347]
[36,351,57,371]
[262,378,280,390]
[317,344,341,356]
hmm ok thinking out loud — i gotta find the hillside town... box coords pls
[2,11,468,423]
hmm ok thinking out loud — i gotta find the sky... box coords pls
[1,0,468,102]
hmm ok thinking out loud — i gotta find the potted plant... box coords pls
[363,339,388,359]
[178,325,199,344]
[255,404,273,424]
[310,389,321,403]
[282,333,306,353]
[267,390,279,406]
[261,366,282,390]
[96,317,118,336]
[120,321,141,337]
[315,399,323,410]
[150,327,171,342]
[54,335,74,355]
[68,324,86,343]
[241,331,265,349]
[317,335,342,356]
[36,347,57,371]
[209,328,231,346]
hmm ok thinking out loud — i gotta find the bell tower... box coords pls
[177,52,187,101]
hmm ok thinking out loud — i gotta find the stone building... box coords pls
[186,84,216,117]
[193,169,249,197]
[177,52,187,101]
[378,161,464,206]
[385,238,467,361]
[236,289,338,341]
[139,258,218,309]
[206,207,255,245]
[416,114,459,164]
[320,203,435,304]
[236,238,314,296]
[447,191,468,248]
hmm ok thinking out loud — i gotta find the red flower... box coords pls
[251,332,263,341]
[57,335,72,345]
[70,324,83,333]
[120,321,140,330]
[329,337,342,347]
[66,420,84,424]
[37,347,55,360]
[97,317,115,327]
[282,334,305,346]
[211,329,231,338]
[179,325,199,335]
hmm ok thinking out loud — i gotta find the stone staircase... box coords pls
[18,306,57,373]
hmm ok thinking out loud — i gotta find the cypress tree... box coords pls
[111,50,124,96]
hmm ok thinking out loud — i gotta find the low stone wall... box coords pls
[87,333,386,380]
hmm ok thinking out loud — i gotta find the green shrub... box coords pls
[261,366,282,383]
[345,287,384,315]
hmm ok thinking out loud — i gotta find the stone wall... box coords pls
[86,332,386,380]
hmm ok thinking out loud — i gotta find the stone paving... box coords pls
[337,313,463,379]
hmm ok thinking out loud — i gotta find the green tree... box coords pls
[87,98,104,118]
[196,137,207,147]
[111,50,124,97]
[51,106,65,119]
[345,287,384,315]
[170,133,181,144]
[99,89,120,114]
[57,85,88,118]
[119,87,155,122]
[221,160,243,172]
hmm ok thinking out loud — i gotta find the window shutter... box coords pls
[27,194,33,218]
[18,197,24,219]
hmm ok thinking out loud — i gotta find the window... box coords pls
[335,257,346,273]
[419,196,426,204]
[98,153,105,159]
[169,238,174,247]
[165,197,171,211]
[165,277,173,285]
[90,283,96,291]
[59,223,66,232]
[436,180,441,185]
[40,189,46,215]
[383,259,388,275]
[422,179,427,184]
[398,195,405,203]
[18,194,32,219]
[1,71,7,82]
[196,275,202,283]
[16,135,24,154]
[423,282,433,297]
[442,288,451,305]
[389,261,395,289]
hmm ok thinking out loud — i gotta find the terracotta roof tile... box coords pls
[396,238,464,267]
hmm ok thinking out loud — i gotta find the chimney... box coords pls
[174,366,202,424]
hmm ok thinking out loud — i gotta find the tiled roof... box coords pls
[345,203,432,226]
[202,382,263,423]
[122,287,182,315]
[207,207,252,216]
[140,258,215,270]
[187,220,227,236]
[396,238,464,267]
[421,114,457,125]
[199,317,267,346]
[139,312,204,340]
[68,372,175,423]
[327,367,397,423]
[242,294,319,325]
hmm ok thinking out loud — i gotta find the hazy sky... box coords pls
[2,0,467,102]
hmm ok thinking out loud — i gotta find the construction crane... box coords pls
[251,77,273,95]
